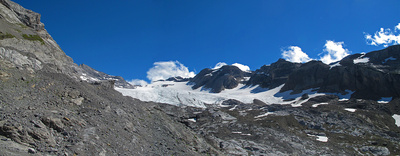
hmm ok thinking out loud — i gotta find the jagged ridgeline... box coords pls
[1,0,400,155]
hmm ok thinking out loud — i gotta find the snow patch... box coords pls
[188,118,196,122]
[229,105,238,111]
[344,108,357,112]
[312,103,328,108]
[80,75,100,82]
[329,62,341,69]
[378,97,392,103]
[392,114,400,127]
[353,57,370,64]
[307,134,328,142]
[254,112,275,118]
[339,98,349,102]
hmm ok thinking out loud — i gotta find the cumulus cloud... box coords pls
[147,61,195,82]
[232,63,251,71]
[281,46,311,63]
[128,79,148,86]
[365,23,400,47]
[212,62,250,71]
[319,40,350,64]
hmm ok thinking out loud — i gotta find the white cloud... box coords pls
[281,46,311,63]
[365,23,400,47]
[212,62,250,71]
[319,40,350,64]
[146,61,195,82]
[232,63,250,71]
[128,79,148,86]
[213,62,228,69]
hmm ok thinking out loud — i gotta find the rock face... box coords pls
[247,58,301,88]
[0,0,44,31]
[189,65,251,93]
[281,45,400,100]
[0,0,79,78]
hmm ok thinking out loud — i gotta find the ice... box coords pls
[115,79,354,108]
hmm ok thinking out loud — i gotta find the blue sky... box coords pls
[14,0,400,83]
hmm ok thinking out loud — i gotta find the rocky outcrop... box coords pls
[281,60,330,94]
[0,0,44,31]
[79,64,135,89]
[247,58,301,88]
[189,65,251,93]
[0,0,80,78]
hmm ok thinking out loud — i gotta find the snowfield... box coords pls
[115,80,355,108]
[393,114,400,127]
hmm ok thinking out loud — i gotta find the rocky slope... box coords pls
[1,0,400,155]
[0,1,218,155]
[188,45,400,100]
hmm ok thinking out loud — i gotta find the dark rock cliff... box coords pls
[247,58,301,89]
[189,65,251,93]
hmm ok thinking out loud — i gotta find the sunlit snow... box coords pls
[307,134,328,142]
[393,114,400,127]
[344,108,356,112]
[188,118,196,122]
[116,80,355,108]
[378,97,392,103]
[116,81,328,108]
[254,112,275,118]
[312,103,328,108]
[329,62,342,69]
[353,57,369,64]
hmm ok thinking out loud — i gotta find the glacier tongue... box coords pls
[115,80,337,108]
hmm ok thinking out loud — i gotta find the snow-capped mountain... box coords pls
[116,45,400,108]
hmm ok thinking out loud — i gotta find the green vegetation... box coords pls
[0,32,15,39]
[22,34,45,45]
[16,23,28,29]
[13,28,22,33]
